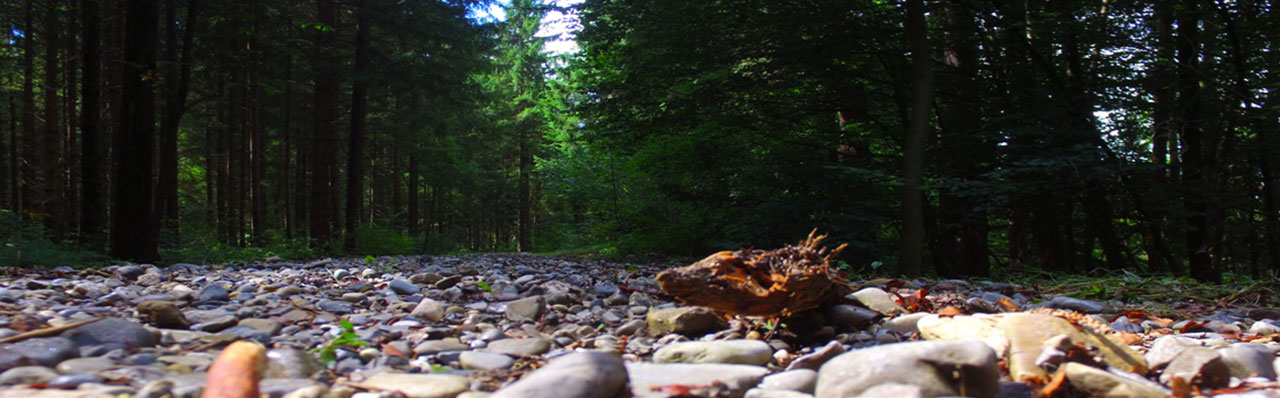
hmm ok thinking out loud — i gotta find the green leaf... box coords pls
[476,280,492,292]
[364,255,376,264]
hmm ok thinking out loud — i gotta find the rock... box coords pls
[409,273,442,285]
[847,288,907,316]
[264,348,325,379]
[54,357,114,374]
[758,369,817,393]
[115,265,146,280]
[1217,343,1277,380]
[916,314,1008,356]
[505,296,546,322]
[1064,362,1169,398]
[486,338,552,356]
[190,315,238,332]
[626,362,769,398]
[388,278,421,295]
[824,305,879,331]
[260,378,325,398]
[434,275,462,289]
[785,340,845,371]
[411,298,445,322]
[0,366,58,385]
[47,373,101,389]
[646,307,728,337]
[61,318,157,350]
[137,301,190,329]
[459,351,515,370]
[853,383,923,398]
[357,372,470,398]
[744,390,815,398]
[238,318,284,336]
[884,312,929,335]
[654,339,773,366]
[195,283,230,303]
[815,340,999,398]
[1044,296,1106,313]
[316,300,354,314]
[1145,335,1205,370]
[0,389,117,398]
[1248,320,1280,335]
[0,337,78,367]
[1160,346,1229,388]
[615,319,646,336]
[276,286,304,297]
[340,293,365,303]
[281,385,329,398]
[490,352,627,398]
[997,313,1146,382]
[413,339,469,355]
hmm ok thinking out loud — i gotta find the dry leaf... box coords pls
[996,297,1020,312]
[1032,369,1068,398]
[937,306,964,317]
[382,343,405,357]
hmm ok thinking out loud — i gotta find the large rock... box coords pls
[1216,343,1276,380]
[815,340,999,398]
[505,296,546,322]
[1063,363,1169,398]
[411,298,445,322]
[785,340,845,371]
[61,318,157,350]
[646,307,728,337]
[1145,335,1208,370]
[847,288,907,316]
[654,340,773,366]
[0,338,78,367]
[627,362,769,398]
[490,352,628,398]
[264,348,325,379]
[1159,346,1230,388]
[486,338,552,356]
[916,314,1008,356]
[357,372,470,398]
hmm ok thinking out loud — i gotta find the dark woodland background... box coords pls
[1,0,1278,283]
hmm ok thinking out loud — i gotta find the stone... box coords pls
[884,312,930,335]
[264,348,325,379]
[340,293,365,303]
[490,352,627,398]
[411,298,445,322]
[434,275,462,289]
[191,315,238,332]
[626,362,769,398]
[815,340,999,398]
[505,295,546,322]
[357,372,470,398]
[854,383,923,398]
[0,365,58,385]
[0,337,78,367]
[997,313,1147,382]
[1145,335,1205,370]
[54,357,114,375]
[1044,296,1106,313]
[759,369,817,393]
[61,318,157,350]
[238,318,284,336]
[486,338,552,356]
[654,339,773,366]
[260,378,325,398]
[276,286,304,297]
[1217,343,1277,380]
[1160,346,1229,388]
[0,389,117,398]
[459,351,515,370]
[195,283,230,303]
[785,340,845,371]
[916,314,1008,356]
[281,385,329,398]
[316,300,354,314]
[388,278,421,295]
[847,288,907,316]
[615,319,646,336]
[413,339,469,355]
[1064,362,1168,398]
[47,373,101,389]
[824,305,879,331]
[646,307,728,337]
[744,390,815,398]
[137,301,190,329]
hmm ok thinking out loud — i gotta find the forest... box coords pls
[0,0,1277,282]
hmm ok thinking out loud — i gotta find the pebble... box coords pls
[815,340,999,398]
[411,298,445,322]
[459,351,514,370]
[505,295,546,322]
[654,339,773,365]
[1160,346,1230,388]
[358,372,470,398]
[0,338,78,367]
[626,362,769,398]
[646,306,728,337]
[0,366,59,385]
[847,288,907,316]
[485,338,551,356]
[490,352,627,398]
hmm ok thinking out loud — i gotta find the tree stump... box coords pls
[656,230,850,316]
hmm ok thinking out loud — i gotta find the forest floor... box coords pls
[0,254,1276,398]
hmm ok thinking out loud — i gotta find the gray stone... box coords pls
[615,319,646,336]
[745,390,815,398]
[825,305,879,331]
[490,352,627,398]
[316,300,354,314]
[654,339,773,366]
[62,318,157,350]
[434,275,462,289]
[815,340,999,398]
[0,337,78,367]
[1217,343,1277,380]
[281,385,329,398]
[847,288,907,316]
[486,338,552,356]
[1045,296,1106,313]
[0,388,120,398]
[54,357,114,374]
[884,312,930,335]
[191,315,238,332]
[1145,335,1204,370]
[260,378,325,398]
[1160,346,1229,388]
[0,365,58,385]
[460,351,514,370]
[759,369,817,393]
[506,295,546,322]
[854,383,923,398]
[158,354,215,371]
[413,339,469,355]
[340,292,365,303]
[238,318,284,336]
[409,273,442,285]
[1063,362,1169,398]
[785,340,845,372]
[388,278,421,295]
[411,298,445,322]
[264,348,325,379]
[47,373,101,389]
[1248,320,1280,335]
[356,372,470,398]
[276,286,304,297]
[626,362,769,398]
[646,307,728,337]
[195,283,230,303]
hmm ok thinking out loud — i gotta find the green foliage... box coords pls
[162,226,316,265]
[0,211,113,268]
[351,225,414,257]
[475,280,492,292]
[309,319,368,367]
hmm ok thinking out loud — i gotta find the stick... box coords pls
[0,317,103,344]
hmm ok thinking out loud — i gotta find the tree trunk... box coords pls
[42,0,65,240]
[282,17,294,238]
[408,154,419,235]
[110,0,161,263]
[1177,0,1218,283]
[900,0,931,277]
[248,3,265,246]
[21,0,38,222]
[345,3,369,251]
[310,0,339,249]
[79,0,105,247]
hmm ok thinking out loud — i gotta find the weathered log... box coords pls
[656,230,849,316]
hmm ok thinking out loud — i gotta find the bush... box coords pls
[351,224,414,256]
[0,210,112,268]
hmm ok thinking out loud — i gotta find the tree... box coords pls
[344,0,370,251]
[79,0,105,247]
[900,0,931,277]
[310,0,339,249]
[110,0,161,262]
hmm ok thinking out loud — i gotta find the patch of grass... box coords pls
[0,210,113,268]
[310,319,368,367]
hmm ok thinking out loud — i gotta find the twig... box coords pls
[0,317,103,344]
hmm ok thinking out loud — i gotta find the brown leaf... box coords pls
[1032,369,1068,398]
[996,297,1020,312]
[1169,376,1192,398]
[1113,332,1144,345]
[937,306,964,317]
[1179,320,1207,333]
[202,341,266,398]
[382,343,405,357]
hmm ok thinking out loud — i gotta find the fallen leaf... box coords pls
[1113,332,1144,345]
[937,306,964,317]
[996,297,1020,312]
[1032,369,1068,398]
[382,343,405,357]
[1169,376,1192,398]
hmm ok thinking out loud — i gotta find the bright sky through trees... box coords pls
[471,0,583,55]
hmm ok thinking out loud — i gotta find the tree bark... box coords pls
[900,0,932,277]
[79,0,105,247]
[42,0,65,240]
[1177,0,1218,282]
[20,0,38,222]
[157,0,199,244]
[110,0,161,263]
[408,154,419,235]
[310,0,339,249]
[345,2,370,251]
